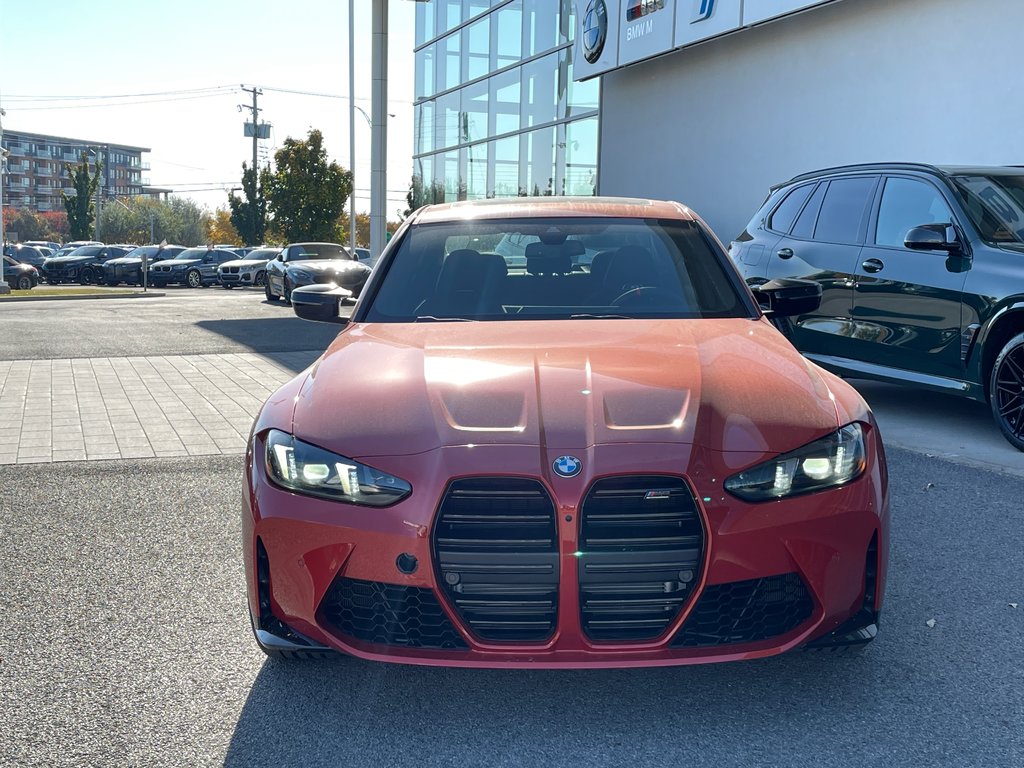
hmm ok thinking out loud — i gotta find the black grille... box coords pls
[578,476,704,642]
[320,576,468,650]
[433,478,559,643]
[671,573,814,647]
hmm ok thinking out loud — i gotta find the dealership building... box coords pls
[414,0,1024,242]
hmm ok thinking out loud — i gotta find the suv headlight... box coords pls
[724,424,866,502]
[264,429,411,507]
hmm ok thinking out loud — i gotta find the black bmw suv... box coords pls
[731,163,1024,450]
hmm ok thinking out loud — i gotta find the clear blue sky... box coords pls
[0,0,416,216]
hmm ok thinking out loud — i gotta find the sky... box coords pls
[0,0,416,217]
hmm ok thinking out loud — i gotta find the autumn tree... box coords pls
[62,153,101,240]
[262,129,352,243]
[208,207,242,245]
[228,162,267,246]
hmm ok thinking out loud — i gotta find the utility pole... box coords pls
[240,85,262,174]
[370,0,388,261]
[349,0,357,255]
[0,105,9,295]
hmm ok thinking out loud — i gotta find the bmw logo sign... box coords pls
[582,0,608,64]
[553,455,583,478]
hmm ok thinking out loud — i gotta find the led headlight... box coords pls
[724,423,866,502]
[264,429,411,507]
[290,269,313,281]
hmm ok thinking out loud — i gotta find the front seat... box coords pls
[429,249,508,317]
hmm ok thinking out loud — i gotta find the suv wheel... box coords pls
[186,269,203,288]
[15,274,33,291]
[990,331,1024,451]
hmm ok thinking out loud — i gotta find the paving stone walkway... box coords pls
[0,351,319,464]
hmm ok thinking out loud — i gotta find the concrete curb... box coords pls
[0,291,167,303]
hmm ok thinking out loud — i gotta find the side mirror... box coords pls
[751,278,822,317]
[905,223,962,253]
[276,253,284,261]
[291,284,351,325]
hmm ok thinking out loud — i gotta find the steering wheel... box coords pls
[611,286,681,310]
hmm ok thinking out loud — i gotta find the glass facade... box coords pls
[412,0,599,207]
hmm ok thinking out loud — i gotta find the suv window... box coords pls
[768,184,814,234]
[791,183,826,240]
[813,177,876,244]
[875,177,953,248]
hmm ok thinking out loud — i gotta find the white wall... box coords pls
[598,0,1024,241]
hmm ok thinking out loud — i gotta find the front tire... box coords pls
[80,267,95,285]
[265,280,279,302]
[283,278,293,305]
[186,269,202,289]
[990,332,1024,451]
[15,274,34,291]
[255,271,266,287]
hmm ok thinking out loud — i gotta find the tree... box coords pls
[228,162,267,246]
[208,207,242,245]
[262,129,352,243]
[62,153,101,240]
[1,207,68,241]
[95,196,210,246]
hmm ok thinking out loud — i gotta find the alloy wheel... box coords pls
[991,333,1024,451]
[187,270,202,288]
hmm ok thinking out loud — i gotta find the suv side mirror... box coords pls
[750,278,822,317]
[292,284,351,325]
[905,223,961,253]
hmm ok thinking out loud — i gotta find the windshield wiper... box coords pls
[569,313,634,320]
[414,315,479,323]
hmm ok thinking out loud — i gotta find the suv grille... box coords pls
[671,573,813,647]
[320,576,468,650]
[578,476,704,642]
[432,478,559,643]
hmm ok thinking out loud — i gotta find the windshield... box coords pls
[949,174,1024,244]
[245,249,279,260]
[288,244,350,261]
[174,248,207,260]
[365,217,750,322]
[124,247,160,259]
[68,246,104,258]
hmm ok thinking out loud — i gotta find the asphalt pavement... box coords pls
[1,449,1021,767]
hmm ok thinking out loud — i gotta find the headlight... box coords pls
[724,423,866,502]
[290,269,313,281]
[264,429,411,507]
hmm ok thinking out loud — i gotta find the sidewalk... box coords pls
[0,351,318,464]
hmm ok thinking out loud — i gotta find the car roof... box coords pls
[779,162,1024,189]
[412,196,696,225]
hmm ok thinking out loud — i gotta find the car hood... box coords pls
[104,257,142,266]
[158,259,200,267]
[220,259,265,269]
[288,259,362,272]
[291,319,842,459]
[46,255,97,265]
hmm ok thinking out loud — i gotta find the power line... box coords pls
[7,92,235,112]
[1,85,237,101]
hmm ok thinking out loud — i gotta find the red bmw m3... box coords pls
[243,197,889,668]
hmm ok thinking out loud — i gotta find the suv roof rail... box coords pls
[778,162,946,189]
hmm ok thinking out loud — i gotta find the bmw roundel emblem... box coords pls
[553,455,583,478]
[582,0,608,65]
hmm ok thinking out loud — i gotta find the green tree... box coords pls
[262,129,352,243]
[228,162,267,246]
[61,153,101,240]
[97,196,210,246]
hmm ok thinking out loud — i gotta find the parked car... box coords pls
[148,246,240,288]
[50,240,103,260]
[264,242,371,304]
[3,255,40,290]
[354,247,373,265]
[24,240,61,254]
[102,244,186,286]
[42,244,131,284]
[3,243,47,269]
[218,247,281,289]
[243,196,889,664]
[731,162,1024,451]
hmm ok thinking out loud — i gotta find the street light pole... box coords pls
[370,0,388,260]
[0,105,9,295]
[349,0,357,255]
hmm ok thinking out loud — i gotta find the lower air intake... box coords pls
[671,572,813,647]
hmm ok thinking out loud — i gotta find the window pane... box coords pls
[493,136,520,198]
[415,100,435,155]
[524,126,555,197]
[791,183,826,240]
[462,16,490,82]
[563,117,598,196]
[875,178,953,247]
[523,0,563,56]
[439,0,462,35]
[438,32,461,92]
[564,45,599,117]
[415,44,435,100]
[436,149,460,203]
[814,177,876,244]
[411,154,436,207]
[461,79,489,144]
[466,143,487,200]
[521,53,558,128]
[415,2,435,43]
[435,90,461,150]
[493,0,522,71]
[769,184,815,233]
[489,68,521,136]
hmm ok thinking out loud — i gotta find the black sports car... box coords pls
[264,242,371,304]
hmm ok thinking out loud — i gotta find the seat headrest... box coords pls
[524,241,583,275]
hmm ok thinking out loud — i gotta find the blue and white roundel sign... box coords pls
[582,0,608,64]
[553,455,583,478]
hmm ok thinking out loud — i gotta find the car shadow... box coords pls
[194,318,339,373]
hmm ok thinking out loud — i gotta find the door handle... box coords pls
[861,258,885,273]
[777,248,794,259]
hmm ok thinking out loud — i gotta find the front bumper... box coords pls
[150,267,189,284]
[219,270,257,284]
[244,431,888,668]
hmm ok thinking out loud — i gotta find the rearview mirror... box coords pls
[292,284,352,325]
[905,223,962,253]
[750,278,822,317]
